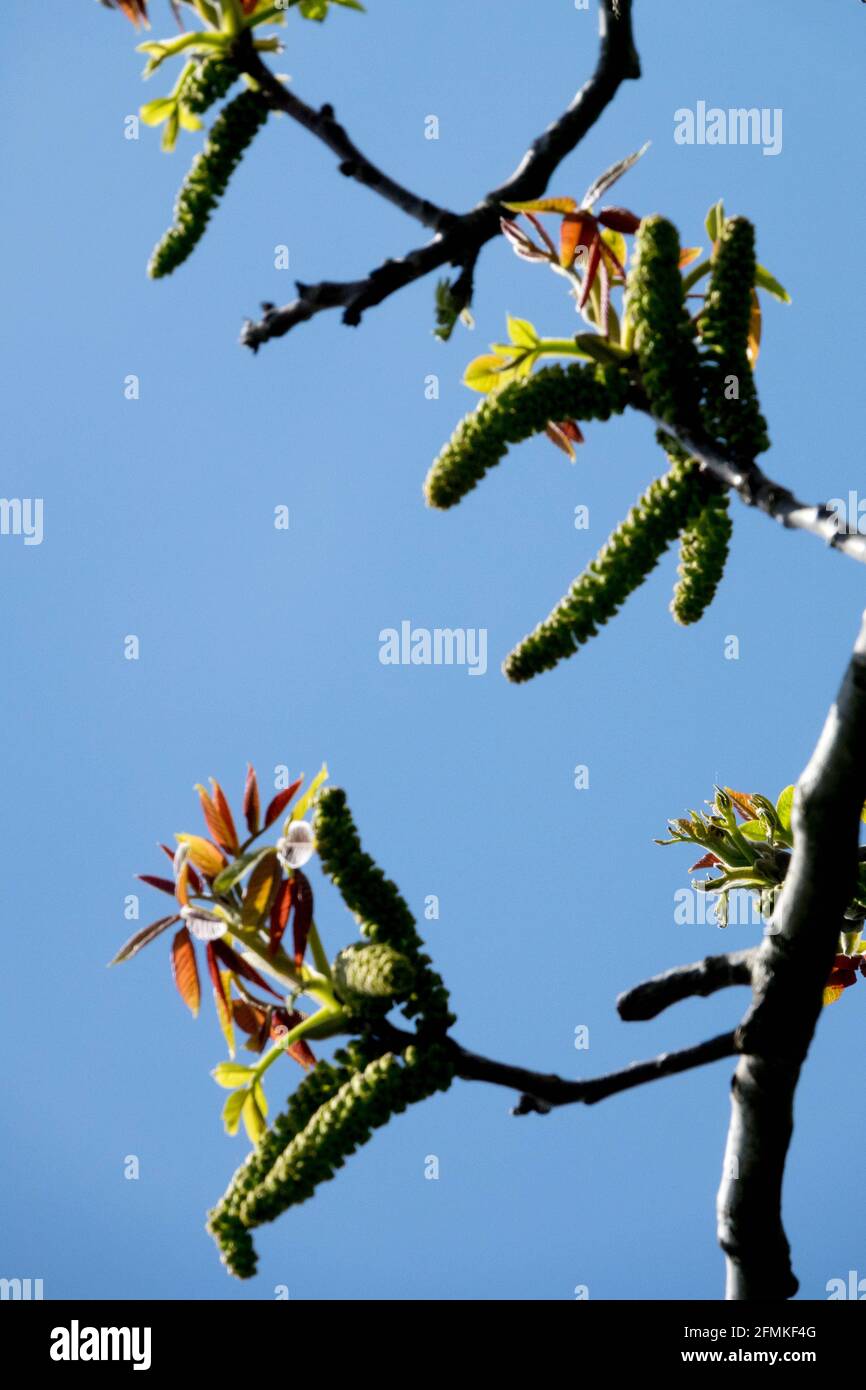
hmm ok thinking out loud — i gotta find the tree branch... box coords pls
[238,0,640,350]
[617,950,755,1022]
[716,610,866,1300]
[235,33,457,234]
[632,395,866,566]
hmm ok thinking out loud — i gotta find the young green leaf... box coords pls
[776,785,795,832]
[212,1062,256,1089]
[754,264,792,304]
[222,1087,248,1136]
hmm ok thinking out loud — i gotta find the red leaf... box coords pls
[264,776,304,828]
[232,999,268,1043]
[206,941,235,1054]
[597,206,641,234]
[171,926,201,1016]
[137,874,176,897]
[240,0,258,13]
[559,213,590,269]
[689,852,722,870]
[196,782,239,854]
[269,878,294,956]
[545,420,584,459]
[271,1008,316,1070]
[210,937,281,998]
[291,870,314,966]
[110,914,179,965]
[243,763,261,835]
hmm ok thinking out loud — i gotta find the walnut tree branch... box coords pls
[617,950,755,1022]
[238,0,640,350]
[631,394,866,566]
[716,610,866,1300]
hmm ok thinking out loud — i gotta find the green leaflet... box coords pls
[424,362,630,510]
[148,87,269,279]
[504,454,711,683]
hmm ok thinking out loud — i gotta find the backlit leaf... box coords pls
[580,144,649,211]
[264,776,304,828]
[754,264,791,304]
[241,849,281,928]
[171,926,201,1016]
[207,945,235,1057]
[776,785,795,832]
[211,937,281,997]
[212,1062,255,1089]
[175,834,226,878]
[269,877,294,956]
[288,764,329,823]
[291,870,314,966]
[463,353,512,393]
[242,1090,267,1143]
[506,315,538,349]
[222,1087,248,1136]
[502,196,578,215]
[243,763,261,835]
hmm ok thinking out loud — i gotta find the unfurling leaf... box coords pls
[241,849,281,928]
[754,263,791,304]
[580,144,649,210]
[171,926,201,1016]
[503,196,578,215]
[724,789,759,821]
[269,877,294,956]
[678,246,703,269]
[747,289,762,365]
[271,1008,316,1070]
[288,764,329,822]
[110,913,179,965]
[212,848,271,895]
[291,870,314,966]
[506,315,539,349]
[545,420,584,459]
[175,834,227,878]
[243,763,261,835]
[196,780,239,854]
[264,776,304,827]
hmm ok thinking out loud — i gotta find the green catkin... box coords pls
[670,484,732,625]
[314,788,454,1028]
[333,942,414,1003]
[424,362,630,510]
[504,454,712,682]
[627,215,702,427]
[148,87,269,278]
[207,1041,379,1278]
[182,56,240,115]
[698,216,769,464]
[229,1046,454,1273]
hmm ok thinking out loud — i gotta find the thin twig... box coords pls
[238,0,640,349]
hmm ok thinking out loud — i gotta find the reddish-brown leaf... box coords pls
[207,943,235,1056]
[110,914,179,965]
[723,789,759,822]
[240,0,258,13]
[210,937,282,998]
[597,206,640,234]
[559,213,590,269]
[689,852,723,871]
[137,874,176,897]
[291,870,314,966]
[264,776,304,828]
[241,849,281,928]
[269,877,294,956]
[232,999,267,1037]
[578,236,602,309]
[271,1008,316,1070]
[545,420,584,460]
[197,782,239,854]
[171,926,200,1016]
[243,763,261,835]
[109,0,149,27]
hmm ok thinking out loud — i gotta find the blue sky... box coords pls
[1,0,864,1301]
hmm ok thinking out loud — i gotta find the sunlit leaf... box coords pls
[139,97,176,127]
[210,937,281,997]
[241,849,281,928]
[822,985,845,1006]
[724,789,759,821]
[747,289,762,366]
[212,1062,256,1089]
[705,199,725,244]
[175,834,226,878]
[269,877,294,956]
[207,945,235,1057]
[506,315,538,349]
[678,246,703,269]
[171,925,201,1016]
[463,353,512,393]
[222,1087,248,1136]
[288,764,329,823]
[754,264,791,304]
[738,819,767,841]
[242,1090,267,1143]
[212,848,271,895]
[110,913,179,965]
[503,196,578,215]
[196,780,239,854]
[776,785,795,832]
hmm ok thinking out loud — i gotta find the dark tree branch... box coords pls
[617,950,756,1022]
[716,610,866,1300]
[235,34,457,234]
[237,0,640,349]
[631,394,866,566]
